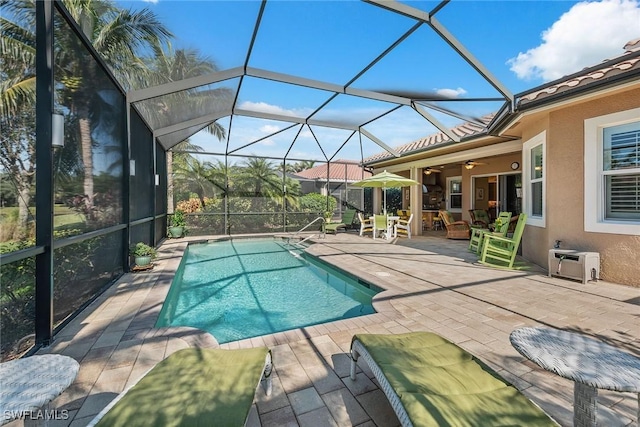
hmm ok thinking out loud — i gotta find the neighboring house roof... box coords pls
[365,38,640,165]
[292,160,372,182]
[363,114,495,164]
[517,38,640,107]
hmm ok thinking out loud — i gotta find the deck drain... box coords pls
[374,272,391,277]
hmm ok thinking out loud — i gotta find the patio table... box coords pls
[510,326,640,427]
[0,354,79,426]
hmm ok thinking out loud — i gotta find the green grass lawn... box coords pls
[0,205,86,244]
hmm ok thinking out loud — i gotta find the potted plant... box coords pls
[129,242,157,267]
[168,209,187,238]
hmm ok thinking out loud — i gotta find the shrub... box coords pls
[129,242,157,258]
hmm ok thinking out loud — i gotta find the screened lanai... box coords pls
[0,0,516,359]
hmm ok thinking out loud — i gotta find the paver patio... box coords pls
[16,231,640,427]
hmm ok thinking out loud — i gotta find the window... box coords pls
[585,108,640,234]
[447,176,462,212]
[522,132,546,227]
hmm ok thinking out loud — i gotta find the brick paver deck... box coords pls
[19,232,640,427]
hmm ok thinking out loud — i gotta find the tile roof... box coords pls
[292,160,372,182]
[517,38,640,106]
[363,114,495,163]
[364,39,640,165]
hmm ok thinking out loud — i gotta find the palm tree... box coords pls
[141,44,231,213]
[173,157,223,210]
[0,0,171,236]
[235,158,283,211]
[58,0,171,217]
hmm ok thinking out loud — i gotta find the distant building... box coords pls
[292,160,372,215]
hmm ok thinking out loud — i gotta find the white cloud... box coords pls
[259,124,281,134]
[142,0,159,3]
[435,87,467,98]
[508,0,640,82]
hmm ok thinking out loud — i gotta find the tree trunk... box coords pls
[13,185,32,241]
[79,114,94,220]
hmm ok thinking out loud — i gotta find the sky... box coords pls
[118,0,640,162]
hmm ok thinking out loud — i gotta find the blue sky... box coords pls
[119,0,640,162]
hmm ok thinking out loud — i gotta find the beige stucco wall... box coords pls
[521,88,640,287]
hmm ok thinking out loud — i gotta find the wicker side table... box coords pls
[0,354,79,426]
[510,326,640,427]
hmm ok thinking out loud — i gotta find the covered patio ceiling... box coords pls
[126,0,514,163]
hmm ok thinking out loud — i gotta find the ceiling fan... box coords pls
[423,167,442,175]
[464,160,487,170]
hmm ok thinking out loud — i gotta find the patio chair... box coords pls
[469,211,512,253]
[358,212,373,237]
[373,214,392,240]
[88,347,272,427]
[323,221,346,234]
[469,209,491,229]
[342,208,357,229]
[438,210,471,239]
[480,213,528,269]
[350,332,557,427]
[394,213,414,239]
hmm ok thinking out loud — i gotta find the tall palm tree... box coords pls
[0,0,171,235]
[58,0,171,216]
[141,44,231,213]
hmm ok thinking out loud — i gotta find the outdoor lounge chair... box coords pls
[350,332,557,427]
[469,211,512,253]
[480,213,528,269]
[341,208,357,229]
[323,221,346,234]
[88,347,272,427]
[438,210,471,239]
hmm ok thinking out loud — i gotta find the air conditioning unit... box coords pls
[548,249,600,284]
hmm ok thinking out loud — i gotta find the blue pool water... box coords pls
[156,239,379,343]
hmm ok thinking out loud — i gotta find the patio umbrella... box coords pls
[352,170,420,215]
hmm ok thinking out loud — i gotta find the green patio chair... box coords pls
[373,214,391,240]
[342,209,357,229]
[469,211,512,253]
[480,213,527,269]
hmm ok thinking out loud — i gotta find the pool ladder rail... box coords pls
[287,216,326,246]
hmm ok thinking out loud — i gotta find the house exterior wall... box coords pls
[521,88,640,287]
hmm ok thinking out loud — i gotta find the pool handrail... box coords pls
[288,216,326,245]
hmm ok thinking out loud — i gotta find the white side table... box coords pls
[0,354,79,426]
[510,326,640,427]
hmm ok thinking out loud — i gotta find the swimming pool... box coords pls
[156,238,379,343]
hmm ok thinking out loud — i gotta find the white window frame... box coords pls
[446,176,462,213]
[584,108,640,235]
[522,131,546,227]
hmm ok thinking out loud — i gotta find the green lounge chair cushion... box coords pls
[324,222,345,233]
[352,332,556,427]
[95,347,270,427]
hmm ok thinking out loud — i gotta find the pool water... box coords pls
[156,239,379,343]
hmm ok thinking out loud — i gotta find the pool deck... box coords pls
[21,231,640,427]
